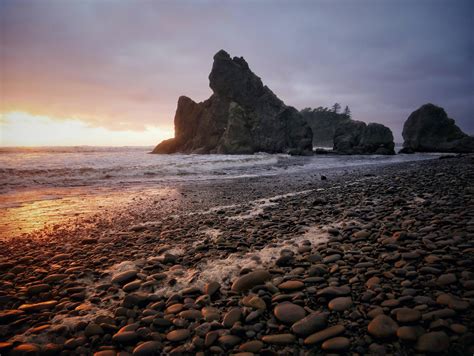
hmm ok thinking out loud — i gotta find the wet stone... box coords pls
[415,331,450,353]
[328,297,353,312]
[166,329,190,342]
[223,307,241,327]
[231,270,271,293]
[274,302,306,324]
[316,285,350,297]
[278,280,304,291]
[291,312,328,336]
[132,341,162,356]
[304,325,345,345]
[395,308,421,323]
[368,315,398,338]
[261,334,296,345]
[436,273,457,286]
[112,270,138,285]
[322,337,350,352]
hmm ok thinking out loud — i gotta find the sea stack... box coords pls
[400,103,474,153]
[333,121,395,155]
[152,50,313,155]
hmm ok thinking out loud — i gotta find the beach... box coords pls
[1,154,473,355]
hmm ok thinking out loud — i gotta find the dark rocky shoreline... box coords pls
[1,155,473,355]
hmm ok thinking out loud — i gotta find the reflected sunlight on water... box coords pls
[0,186,177,239]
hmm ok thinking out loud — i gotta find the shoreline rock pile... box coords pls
[0,156,473,355]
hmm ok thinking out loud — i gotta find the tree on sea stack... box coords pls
[331,103,341,114]
[343,105,351,119]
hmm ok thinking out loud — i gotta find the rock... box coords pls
[11,343,41,354]
[261,334,296,345]
[223,307,241,327]
[112,331,139,344]
[239,340,263,352]
[415,331,450,352]
[291,312,328,336]
[321,337,350,351]
[153,50,313,155]
[328,297,353,312]
[0,309,25,323]
[316,285,351,297]
[166,329,190,342]
[278,280,304,291]
[436,273,457,286]
[204,281,220,296]
[304,325,345,345]
[334,120,395,155]
[26,284,50,295]
[244,296,266,310]
[218,335,241,348]
[133,341,162,355]
[274,302,306,324]
[84,323,104,337]
[397,326,421,342]
[231,270,271,292]
[301,108,350,147]
[18,300,57,312]
[111,270,137,285]
[395,308,421,323]
[368,315,399,338]
[401,103,474,153]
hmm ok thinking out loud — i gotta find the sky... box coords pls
[1,0,473,146]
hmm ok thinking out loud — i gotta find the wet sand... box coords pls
[1,155,473,355]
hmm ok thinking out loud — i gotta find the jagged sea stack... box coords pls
[152,50,313,155]
[400,103,474,153]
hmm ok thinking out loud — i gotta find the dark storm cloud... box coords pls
[1,0,472,140]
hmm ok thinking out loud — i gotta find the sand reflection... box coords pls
[0,186,178,239]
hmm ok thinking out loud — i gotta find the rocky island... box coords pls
[302,107,395,155]
[152,50,313,155]
[401,103,474,153]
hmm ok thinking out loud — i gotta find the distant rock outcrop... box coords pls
[152,50,313,155]
[400,103,474,153]
[333,121,395,155]
[300,109,350,147]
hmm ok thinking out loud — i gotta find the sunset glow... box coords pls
[0,112,173,147]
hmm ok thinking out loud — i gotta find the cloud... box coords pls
[1,0,473,144]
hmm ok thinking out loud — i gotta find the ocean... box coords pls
[0,146,445,237]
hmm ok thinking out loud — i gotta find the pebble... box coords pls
[278,280,304,291]
[436,273,457,286]
[239,340,263,352]
[291,312,328,336]
[261,334,296,345]
[231,270,271,292]
[274,302,306,324]
[316,285,350,297]
[415,331,450,352]
[328,297,352,312]
[395,308,421,323]
[304,325,345,345]
[111,270,138,284]
[166,329,190,342]
[368,315,399,338]
[223,307,241,327]
[132,341,162,355]
[322,337,350,351]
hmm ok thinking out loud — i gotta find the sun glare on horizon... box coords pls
[0,112,174,147]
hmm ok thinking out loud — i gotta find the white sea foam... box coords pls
[153,223,331,296]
